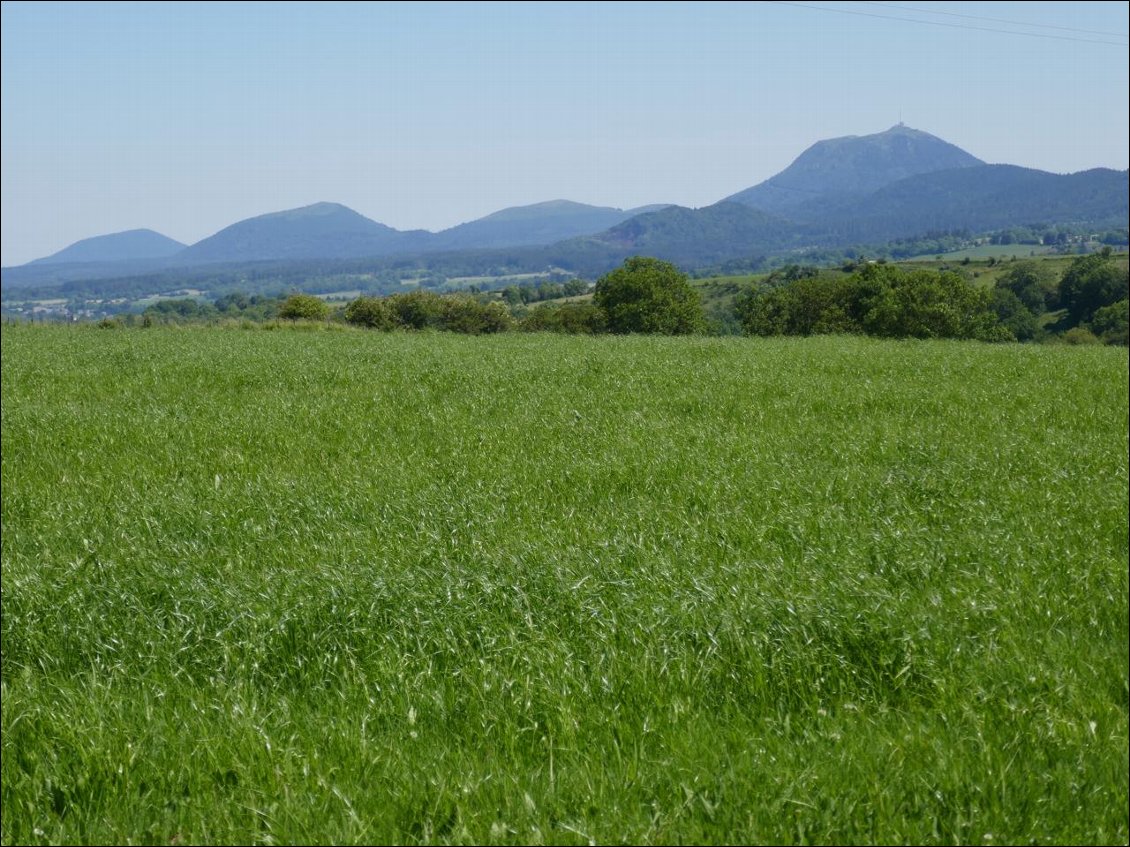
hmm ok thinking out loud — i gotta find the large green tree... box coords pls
[996,260,1058,313]
[1090,298,1128,345]
[1058,250,1129,326]
[593,256,705,335]
[990,287,1040,341]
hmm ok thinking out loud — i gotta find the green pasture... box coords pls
[2,325,1126,844]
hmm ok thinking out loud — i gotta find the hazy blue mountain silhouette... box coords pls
[174,202,431,263]
[431,200,672,250]
[29,229,186,265]
[725,124,984,216]
[171,200,676,263]
[6,126,1126,288]
[577,202,800,266]
[795,165,1130,243]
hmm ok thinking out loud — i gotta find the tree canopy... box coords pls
[278,293,329,321]
[736,263,1008,341]
[593,256,705,335]
[1057,250,1129,325]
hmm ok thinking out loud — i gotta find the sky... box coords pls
[1,1,1127,266]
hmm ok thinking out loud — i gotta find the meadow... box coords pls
[1,324,1127,844]
[905,244,1056,262]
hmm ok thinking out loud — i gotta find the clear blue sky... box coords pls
[2,1,1127,265]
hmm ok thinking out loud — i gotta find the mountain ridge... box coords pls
[429,200,673,251]
[6,125,1126,288]
[174,202,432,264]
[725,124,985,216]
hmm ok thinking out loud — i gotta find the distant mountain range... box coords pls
[573,165,1127,269]
[796,164,1128,244]
[176,202,432,264]
[9,199,676,285]
[558,126,1126,268]
[29,229,187,265]
[5,125,1127,289]
[581,202,801,267]
[429,200,671,251]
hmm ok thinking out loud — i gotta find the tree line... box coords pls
[733,251,1126,344]
[124,252,1127,345]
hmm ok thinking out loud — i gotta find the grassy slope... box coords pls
[2,325,1127,845]
[900,254,1129,290]
[904,243,1056,261]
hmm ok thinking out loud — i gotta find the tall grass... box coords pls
[2,325,1127,844]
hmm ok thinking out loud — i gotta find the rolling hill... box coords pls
[579,202,800,267]
[796,165,1130,244]
[29,229,186,265]
[431,200,672,250]
[173,202,432,264]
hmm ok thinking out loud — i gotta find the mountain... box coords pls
[431,200,672,250]
[29,229,186,265]
[171,199,665,264]
[174,202,431,264]
[797,165,1129,244]
[726,124,984,216]
[560,162,1125,270]
[579,202,800,267]
[5,126,1126,298]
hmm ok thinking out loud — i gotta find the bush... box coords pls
[386,290,447,330]
[1089,298,1129,346]
[440,297,513,334]
[344,296,398,331]
[996,261,1058,313]
[351,290,513,334]
[990,288,1038,342]
[594,256,705,335]
[278,294,329,321]
[1061,327,1101,345]
[736,275,862,337]
[858,265,1003,340]
[520,302,607,334]
[144,298,218,322]
[1058,251,1129,325]
[736,264,1007,341]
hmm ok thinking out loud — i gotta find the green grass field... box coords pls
[905,244,1057,261]
[2,325,1127,844]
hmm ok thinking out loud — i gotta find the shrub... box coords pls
[856,265,1003,341]
[386,290,447,330]
[1089,298,1129,346]
[278,294,329,321]
[519,302,607,334]
[996,261,1058,313]
[736,264,1007,341]
[990,288,1038,342]
[737,273,875,337]
[1061,327,1101,345]
[362,291,513,334]
[1058,251,1129,325]
[344,297,399,331]
[440,297,513,334]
